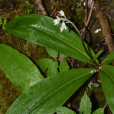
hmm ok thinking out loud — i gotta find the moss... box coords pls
[0,1,53,113]
[0,68,22,114]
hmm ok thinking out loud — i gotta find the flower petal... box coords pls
[53,16,60,25]
[59,10,65,17]
[60,22,67,32]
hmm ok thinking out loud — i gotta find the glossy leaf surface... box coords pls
[5,14,96,65]
[6,68,96,114]
[101,51,114,65]
[0,44,44,92]
[99,65,114,113]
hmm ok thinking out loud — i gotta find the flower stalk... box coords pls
[53,10,98,65]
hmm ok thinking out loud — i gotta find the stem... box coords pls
[67,20,81,37]
[66,20,98,66]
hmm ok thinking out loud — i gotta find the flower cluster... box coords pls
[53,10,67,32]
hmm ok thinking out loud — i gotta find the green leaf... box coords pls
[93,83,99,88]
[92,108,104,114]
[101,51,114,65]
[79,92,92,114]
[47,61,58,76]
[60,53,68,59]
[3,18,7,24]
[0,44,44,92]
[30,4,34,8]
[59,60,69,72]
[37,58,58,76]
[25,1,30,5]
[99,65,114,114]
[6,68,96,114]
[2,25,5,30]
[37,58,53,72]
[56,106,76,114]
[93,50,103,61]
[46,47,58,58]
[5,14,96,65]
[0,19,2,24]
[2,18,7,30]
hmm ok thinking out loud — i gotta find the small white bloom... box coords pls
[94,29,101,33]
[60,22,67,32]
[53,16,60,25]
[59,10,65,17]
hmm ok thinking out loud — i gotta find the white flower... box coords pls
[60,22,67,32]
[53,16,60,25]
[94,29,101,33]
[53,10,67,32]
[59,10,65,17]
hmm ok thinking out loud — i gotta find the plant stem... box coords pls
[66,20,99,66]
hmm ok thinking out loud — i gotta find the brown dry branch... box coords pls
[81,1,95,37]
[35,0,47,15]
[95,0,114,53]
[85,0,88,23]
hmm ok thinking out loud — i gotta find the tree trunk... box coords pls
[95,0,114,53]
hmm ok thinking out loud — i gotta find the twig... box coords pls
[104,11,114,22]
[85,0,88,23]
[81,0,103,38]
[35,0,47,15]
[104,102,107,108]
[86,1,95,27]
[87,0,103,31]
[82,0,95,38]
[50,8,56,17]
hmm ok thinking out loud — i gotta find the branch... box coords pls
[35,0,47,15]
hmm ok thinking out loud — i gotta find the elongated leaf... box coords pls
[0,44,44,92]
[79,92,91,114]
[101,51,114,65]
[56,106,75,114]
[93,50,103,61]
[6,68,96,114]
[5,14,96,65]
[99,65,114,113]
[46,47,58,58]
